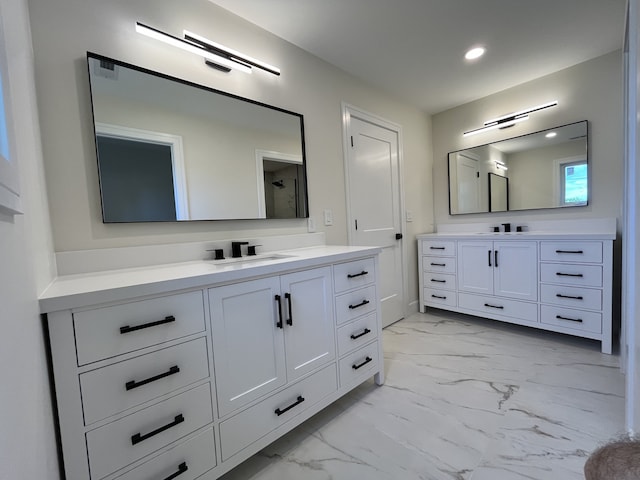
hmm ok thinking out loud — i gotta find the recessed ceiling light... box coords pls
[545,132,557,138]
[465,47,485,60]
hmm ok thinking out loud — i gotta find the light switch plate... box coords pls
[406,210,413,222]
[323,209,333,226]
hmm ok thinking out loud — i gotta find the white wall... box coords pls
[28,0,433,309]
[433,51,623,228]
[0,0,58,478]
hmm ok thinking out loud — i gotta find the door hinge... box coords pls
[476,172,480,178]
[355,219,358,230]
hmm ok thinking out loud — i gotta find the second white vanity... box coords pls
[418,220,615,354]
[40,245,383,480]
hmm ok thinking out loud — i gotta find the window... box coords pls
[560,161,588,206]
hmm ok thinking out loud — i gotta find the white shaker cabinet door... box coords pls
[281,267,335,383]
[493,241,538,301]
[209,277,286,417]
[457,240,494,295]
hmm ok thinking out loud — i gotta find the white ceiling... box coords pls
[209,0,626,114]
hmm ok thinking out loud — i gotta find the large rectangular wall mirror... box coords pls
[87,52,308,222]
[448,120,588,215]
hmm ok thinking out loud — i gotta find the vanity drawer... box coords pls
[113,427,216,480]
[422,256,456,274]
[80,338,210,425]
[540,241,603,263]
[422,240,455,256]
[339,342,379,388]
[540,305,602,333]
[540,263,603,287]
[337,312,378,356]
[424,288,457,308]
[74,290,206,366]
[458,293,538,323]
[219,364,337,461]
[334,257,375,293]
[335,285,377,325]
[540,284,602,311]
[86,383,213,480]
[424,272,456,291]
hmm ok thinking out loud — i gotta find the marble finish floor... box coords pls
[220,310,625,479]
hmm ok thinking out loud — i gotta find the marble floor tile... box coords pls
[220,311,625,480]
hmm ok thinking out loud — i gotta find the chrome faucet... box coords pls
[231,241,249,258]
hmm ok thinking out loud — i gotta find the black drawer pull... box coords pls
[556,294,584,300]
[275,396,305,416]
[275,295,283,329]
[494,250,499,267]
[555,250,584,254]
[484,303,504,310]
[430,263,446,267]
[488,250,492,267]
[556,315,583,323]
[430,279,446,283]
[285,292,293,326]
[163,462,188,480]
[126,365,180,391]
[351,328,371,340]
[347,270,369,278]
[131,414,184,445]
[556,272,584,278]
[120,315,175,335]
[352,356,373,370]
[430,246,446,250]
[349,299,370,309]
[431,294,447,300]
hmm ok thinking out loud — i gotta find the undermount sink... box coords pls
[209,253,296,267]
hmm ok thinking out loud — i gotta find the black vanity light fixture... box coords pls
[463,101,558,137]
[135,22,281,76]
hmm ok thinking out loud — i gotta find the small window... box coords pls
[560,161,588,206]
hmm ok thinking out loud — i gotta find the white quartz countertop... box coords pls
[417,231,616,240]
[39,245,381,313]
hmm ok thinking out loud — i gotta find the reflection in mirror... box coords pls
[87,52,308,222]
[448,121,588,215]
[488,173,509,212]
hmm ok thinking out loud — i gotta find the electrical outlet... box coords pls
[406,210,413,222]
[323,209,333,226]
[307,217,316,232]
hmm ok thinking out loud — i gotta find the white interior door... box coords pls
[344,107,405,328]
[456,153,481,214]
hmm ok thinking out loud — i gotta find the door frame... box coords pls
[341,102,408,321]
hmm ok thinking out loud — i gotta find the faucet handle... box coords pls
[206,248,225,260]
[247,245,262,256]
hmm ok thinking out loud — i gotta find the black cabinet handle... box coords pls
[556,250,584,254]
[275,396,305,416]
[431,263,446,267]
[430,279,446,283]
[556,294,584,300]
[163,462,188,480]
[285,292,293,326]
[488,250,492,267]
[494,250,499,267]
[352,356,373,370]
[431,294,447,299]
[430,246,445,250]
[275,295,283,329]
[556,315,583,323]
[556,272,584,278]
[349,300,370,310]
[395,233,403,240]
[484,303,504,309]
[351,328,371,340]
[131,414,184,445]
[126,365,180,391]
[347,270,369,279]
[120,315,175,335]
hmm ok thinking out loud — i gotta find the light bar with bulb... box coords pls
[135,22,252,74]
[463,101,558,137]
[184,30,281,76]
